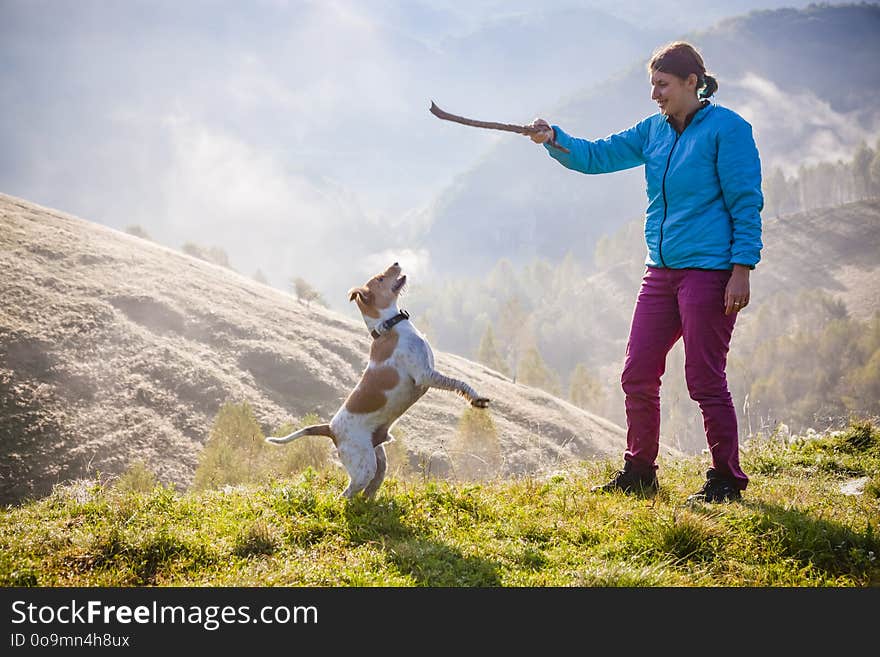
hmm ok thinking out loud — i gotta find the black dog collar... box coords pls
[371,310,410,339]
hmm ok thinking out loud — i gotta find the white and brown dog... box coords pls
[267,262,490,499]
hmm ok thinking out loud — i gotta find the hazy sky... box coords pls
[0,0,851,309]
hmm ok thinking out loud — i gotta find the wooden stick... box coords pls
[429,101,570,153]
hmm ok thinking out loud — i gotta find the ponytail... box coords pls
[699,74,719,99]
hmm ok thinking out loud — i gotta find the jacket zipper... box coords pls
[658,131,681,268]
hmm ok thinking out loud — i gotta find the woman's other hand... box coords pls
[725,264,751,315]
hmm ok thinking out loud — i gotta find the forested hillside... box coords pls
[405,196,880,452]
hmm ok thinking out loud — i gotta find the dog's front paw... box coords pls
[472,397,490,408]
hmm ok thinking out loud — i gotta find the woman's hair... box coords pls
[648,41,718,99]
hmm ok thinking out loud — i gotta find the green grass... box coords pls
[2,421,878,587]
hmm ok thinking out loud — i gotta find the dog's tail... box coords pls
[266,423,336,446]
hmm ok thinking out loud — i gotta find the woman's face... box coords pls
[650,70,697,117]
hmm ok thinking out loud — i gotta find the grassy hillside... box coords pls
[0,192,628,504]
[2,420,877,587]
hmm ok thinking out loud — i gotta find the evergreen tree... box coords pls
[555,251,584,291]
[568,363,605,412]
[870,149,880,197]
[207,246,233,270]
[518,344,561,396]
[496,296,529,381]
[763,166,788,217]
[852,141,874,200]
[487,258,519,295]
[593,234,612,270]
[476,323,510,377]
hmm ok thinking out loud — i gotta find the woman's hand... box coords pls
[725,264,751,315]
[528,118,554,144]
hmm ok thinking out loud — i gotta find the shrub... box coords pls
[865,474,880,499]
[268,413,335,476]
[449,406,501,481]
[124,225,151,240]
[181,242,208,261]
[232,520,277,558]
[193,402,265,490]
[838,419,878,453]
[384,426,413,480]
[114,460,157,493]
[193,405,341,491]
[290,277,327,308]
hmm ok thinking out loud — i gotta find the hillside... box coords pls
[754,200,880,321]
[419,3,880,276]
[592,197,880,341]
[1,420,878,586]
[0,193,639,505]
[407,198,880,383]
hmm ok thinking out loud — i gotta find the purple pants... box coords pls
[621,267,748,489]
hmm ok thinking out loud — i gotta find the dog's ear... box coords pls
[348,287,372,304]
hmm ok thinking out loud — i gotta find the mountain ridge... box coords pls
[418,3,880,278]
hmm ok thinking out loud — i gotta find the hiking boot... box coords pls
[591,462,658,496]
[686,468,742,504]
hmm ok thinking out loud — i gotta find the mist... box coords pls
[0,0,873,313]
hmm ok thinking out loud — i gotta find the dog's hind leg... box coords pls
[363,444,388,499]
[338,439,377,499]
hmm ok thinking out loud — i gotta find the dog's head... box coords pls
[348,262,407,318]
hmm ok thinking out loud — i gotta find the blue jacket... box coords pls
[545,102,763,270]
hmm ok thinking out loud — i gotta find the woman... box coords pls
[528,41,763,503]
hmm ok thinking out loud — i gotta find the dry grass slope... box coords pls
[0,193,632,504]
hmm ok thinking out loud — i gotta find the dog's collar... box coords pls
[371,310,410,339]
